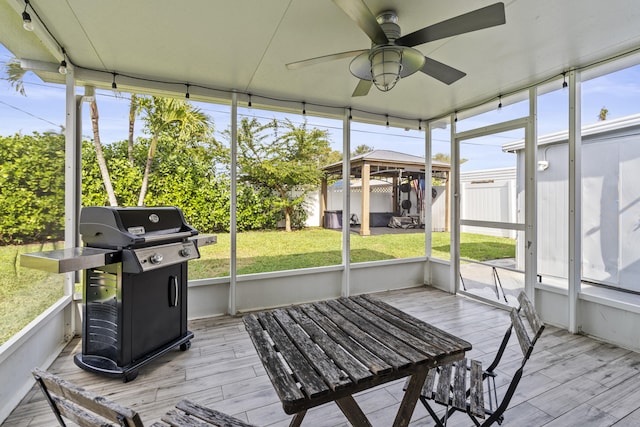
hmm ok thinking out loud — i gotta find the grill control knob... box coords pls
[179,247,192,257]
[149,253,164,265]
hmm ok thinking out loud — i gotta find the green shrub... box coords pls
[1,132,311,244]
[0,133,65,244]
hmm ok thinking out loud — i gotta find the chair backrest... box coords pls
[482,291,545,425]
[32,368,145,427]
[484,291,545,373]
[514,291,545,360]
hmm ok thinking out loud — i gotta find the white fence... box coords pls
[297,171,518,235]
[460,168,517,238]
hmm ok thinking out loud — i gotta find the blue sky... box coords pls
[2,43,640,171]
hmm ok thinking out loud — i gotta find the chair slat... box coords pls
[511,308,532,357]
[162,409,210,427]
[469,360,485,418]
[52,397,115,427]
[435,363,452,405]
[175,399,257,427]
[451,359,467,411]
[518,292,543,335]
[423,368,437,398]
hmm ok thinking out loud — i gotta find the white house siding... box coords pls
[581,133,640,291]
[509,114,640,292]
[618,139,640,290]
[536,144,569,279]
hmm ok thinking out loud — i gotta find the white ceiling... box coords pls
[2,0,640,128]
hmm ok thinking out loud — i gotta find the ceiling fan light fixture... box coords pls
[350,45,425,93]
[370,46,402,91]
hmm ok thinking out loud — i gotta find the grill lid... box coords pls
[80,206,197,249]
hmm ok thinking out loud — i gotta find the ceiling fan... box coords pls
[286,1,506,97]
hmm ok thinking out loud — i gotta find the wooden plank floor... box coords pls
[5,286,640,426]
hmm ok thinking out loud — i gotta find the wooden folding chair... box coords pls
[32,368,256,427]
[413,291,545,426]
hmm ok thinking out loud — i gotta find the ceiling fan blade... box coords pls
[352,79,372,97]
[332,0,389,45]
[421,57,466,85]
[396,2,506,47]
[286,49,368,70]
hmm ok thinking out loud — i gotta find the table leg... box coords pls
[392,368,429,427]
[336,395,372,427]
[288,410,306,427]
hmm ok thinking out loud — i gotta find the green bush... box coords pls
[0,133,65,244]
[81,137,287,233]
[0,132,312,244]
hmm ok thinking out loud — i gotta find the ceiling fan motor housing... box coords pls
[376,11,401,41]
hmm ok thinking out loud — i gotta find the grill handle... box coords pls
[143,231,195,244]
[169,276,179,307]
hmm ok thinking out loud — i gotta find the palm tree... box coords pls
[137,96,210,206]
[4,57,119,206]
[5,59,27,96]
[598,106,609,121]
[127,93,140,164]
[89,100,118,206]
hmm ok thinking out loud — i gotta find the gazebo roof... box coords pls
[323,149,450,179]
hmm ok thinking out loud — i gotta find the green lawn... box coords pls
[0,242,65,344]
[190,228,515,278]
[0,228,515,344]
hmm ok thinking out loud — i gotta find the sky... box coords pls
[2,43,640,172]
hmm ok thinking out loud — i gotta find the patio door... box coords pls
[452,117,535,307]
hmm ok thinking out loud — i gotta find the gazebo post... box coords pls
[392,175,399,215]
[360,164,371,236]
[320,178,327,227]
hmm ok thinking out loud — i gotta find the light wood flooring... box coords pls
[4,286,640,426]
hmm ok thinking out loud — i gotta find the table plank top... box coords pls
[242,295,471,415]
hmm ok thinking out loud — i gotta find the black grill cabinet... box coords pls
[75,206,203,382]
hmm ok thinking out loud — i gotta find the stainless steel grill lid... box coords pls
[79,206,198,249]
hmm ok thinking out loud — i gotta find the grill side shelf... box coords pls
[20,247,121,273]
[190,234,217,247]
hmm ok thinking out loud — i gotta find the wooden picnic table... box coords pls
[243,294,471,427]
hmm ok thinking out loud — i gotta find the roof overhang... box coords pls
[3,0,640,128]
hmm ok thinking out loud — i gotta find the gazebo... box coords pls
[321,150,450,235]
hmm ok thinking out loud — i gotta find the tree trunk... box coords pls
[90,101,118,206]
[127,94,137,164]
[137,135,158,206]
[284,207,292,232]
[276,187,292,232]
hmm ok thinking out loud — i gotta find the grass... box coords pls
[1,228,515,344]
[189,228,515,278]
[0,242,65,345]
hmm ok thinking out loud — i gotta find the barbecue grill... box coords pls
[21,206,216,382]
